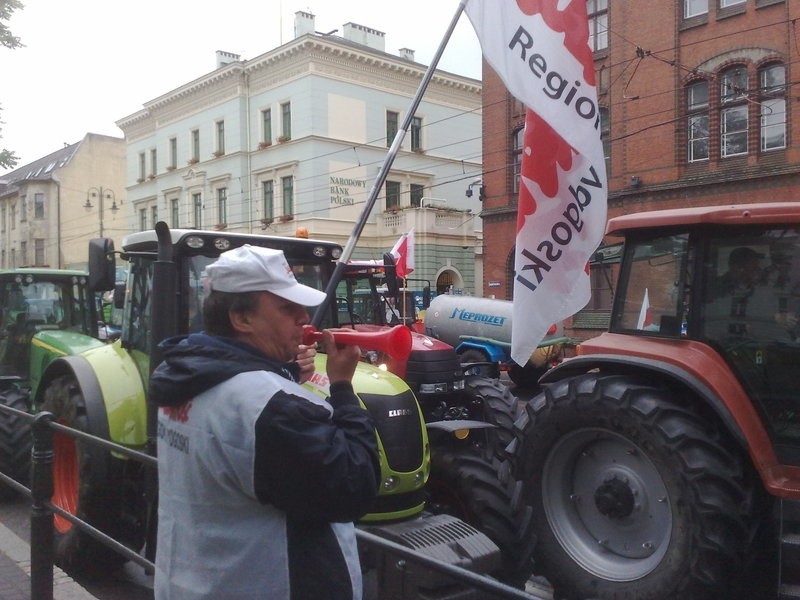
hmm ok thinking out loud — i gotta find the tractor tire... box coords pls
[427,446,535,588]
[0,388,31,501]
[464,375,520,456]
[459,349,495,378]
[41,375,146,575]
[512,373,760,600]
[508,362,546,389]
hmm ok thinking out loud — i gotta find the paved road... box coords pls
[0,493,154,600]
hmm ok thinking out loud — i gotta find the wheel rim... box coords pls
[542,427,672,581]
[52,426,79,533]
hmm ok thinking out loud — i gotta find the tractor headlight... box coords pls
[452,378,465,391]
[414,471,425,487]
[382,476,398,491]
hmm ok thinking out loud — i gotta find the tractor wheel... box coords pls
[459,349,495,378]
[512,373,759,600]
[508,362,546,389]
[427,446,535,587]
[0,387,31,501]
[464,375,520,456]
[41,375,146,574]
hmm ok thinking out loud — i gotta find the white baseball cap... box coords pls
[206,245,327,307]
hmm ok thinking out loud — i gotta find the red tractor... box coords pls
[511,202,800,599]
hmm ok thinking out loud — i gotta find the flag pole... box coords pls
[312,0,467,327]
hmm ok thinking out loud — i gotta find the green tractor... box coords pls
[0,269,104,502]
[0,225,534,593]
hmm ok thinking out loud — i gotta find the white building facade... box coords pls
[116,12,483,295]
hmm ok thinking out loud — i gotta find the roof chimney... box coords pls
[399,48,415,62]
[342,22,385,52]
[216,50,240,68]
[294,10,315,38]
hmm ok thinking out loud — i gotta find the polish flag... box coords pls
[465,0,608,365]
[636,288,652,330]
[390,228,415,278]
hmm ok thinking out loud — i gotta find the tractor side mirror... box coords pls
[88,238,116,292]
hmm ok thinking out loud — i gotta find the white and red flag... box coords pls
[390,228,415,278]
[636,288,652,330]
[465,0,608,365]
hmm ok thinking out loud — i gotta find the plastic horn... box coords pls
[302,324,413,362]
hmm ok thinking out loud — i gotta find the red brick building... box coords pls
[480,0,799,340]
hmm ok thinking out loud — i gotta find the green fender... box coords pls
[35,338,148,449]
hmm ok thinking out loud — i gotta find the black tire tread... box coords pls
[511,373,759,600]
[429,446,535,587]
[0,388,31,501]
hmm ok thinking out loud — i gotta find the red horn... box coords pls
[302,324,412,362]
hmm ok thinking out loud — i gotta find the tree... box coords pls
[0,0,24,171]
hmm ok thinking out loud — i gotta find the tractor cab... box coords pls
[609,210,800,466]
[0,269,98,378]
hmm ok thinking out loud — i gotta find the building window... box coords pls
[34,239,44,266]
[34,193,44,219]
[512,127,524,194]
[20,241,26,266]
[410,183,424,208]
[684,0,708,18]
[215,121,225,155]
[687,80,710,162]
[720,0,745,6]
[720,66,748,157]
[150,149,158,176]
[263,180,274,220]
[10,204,15,230]
[1,207,6,232]
[262,109,272,144]
[386,110,399,147]
[599,106,611,176]
[10,249,15,269]
[281,102,291,140]
[281,176,293,216]
[217,188,227,225]
[170,198,179,227]
[193,193,202,228]
[587,0,608,52]
[386,180,401,211]
[191,129,200,162]
[169,137,177,169]
[20,195,26,222]
[151,205,158,228]
[410,116,422,151]
[760,63,786,152]
[139,208,147,231]
[138,152,146,180]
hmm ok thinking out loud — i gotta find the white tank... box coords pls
[424,295,514,348]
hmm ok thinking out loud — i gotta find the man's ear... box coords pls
[229,309,254,334]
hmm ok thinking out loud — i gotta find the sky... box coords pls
[0,0,483,176]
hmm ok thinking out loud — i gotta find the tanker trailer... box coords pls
[424,295,568,387]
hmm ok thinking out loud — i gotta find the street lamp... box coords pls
[84,187,119,237]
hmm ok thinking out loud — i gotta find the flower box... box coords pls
[258,141,272,150]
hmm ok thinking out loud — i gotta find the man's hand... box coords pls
[321,329,361,384]
[296,343,317,384]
